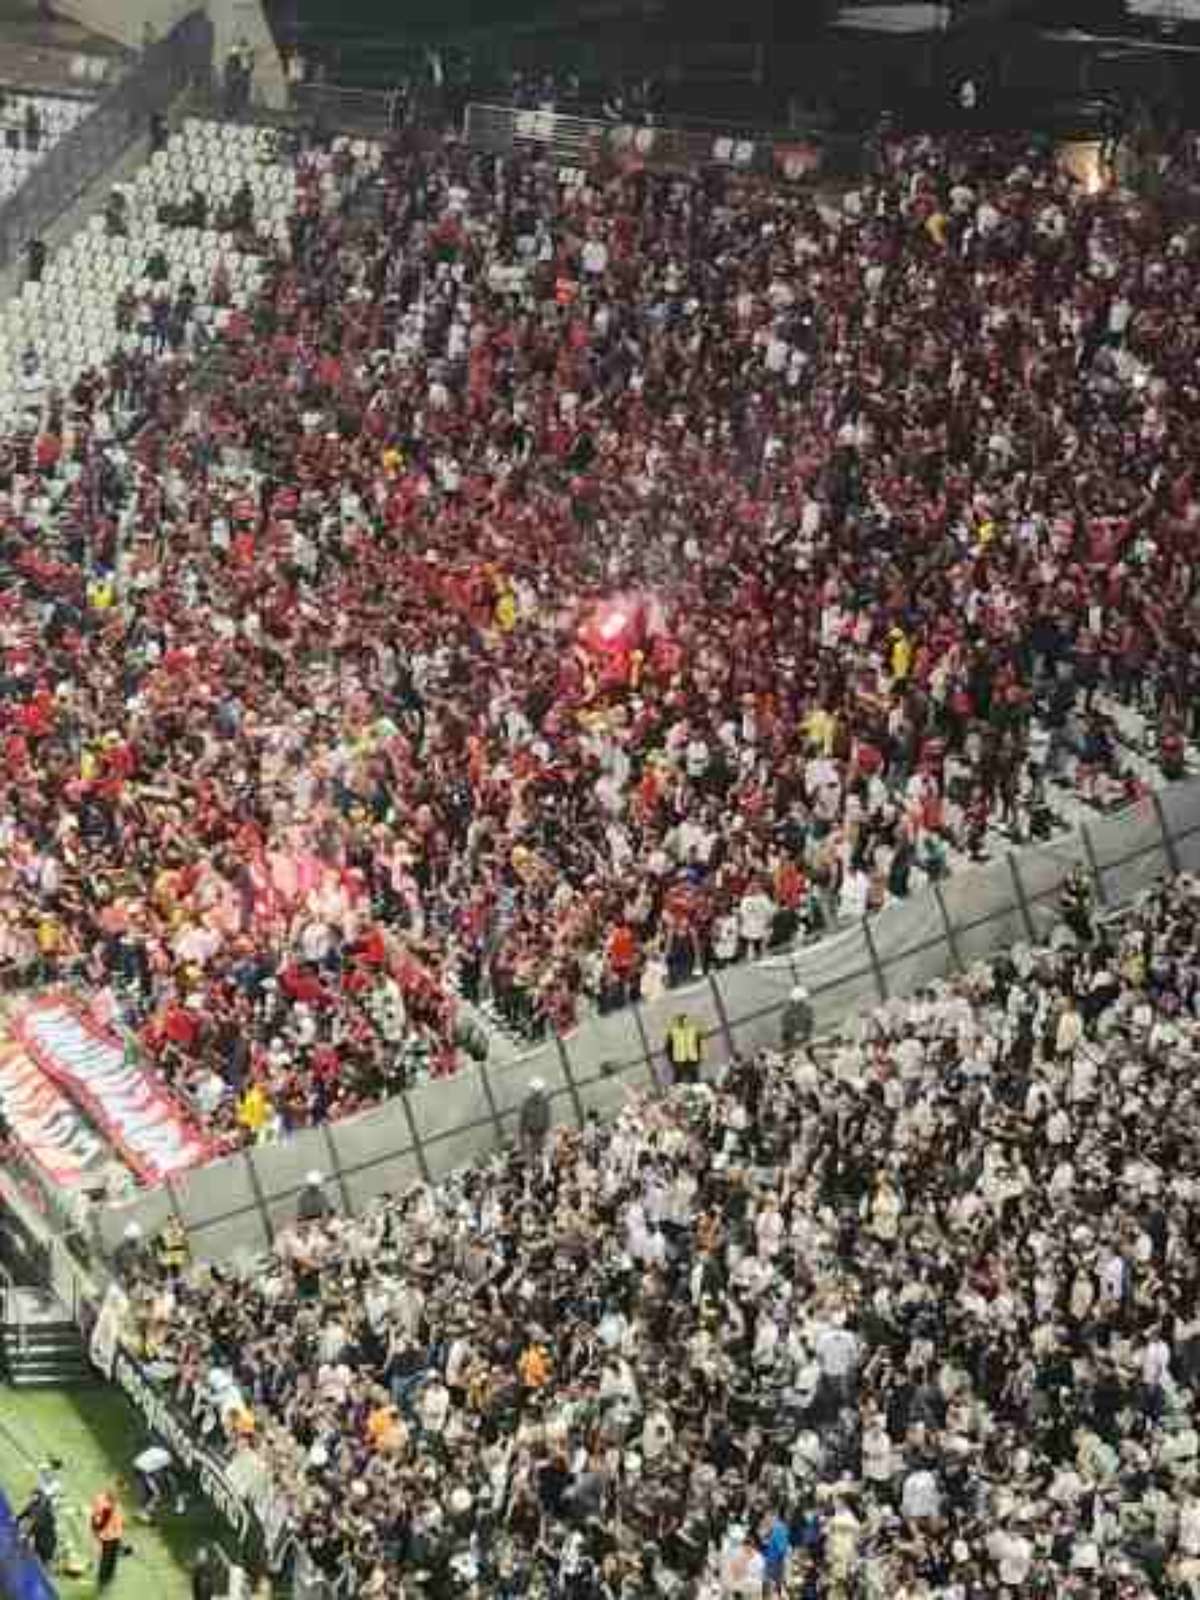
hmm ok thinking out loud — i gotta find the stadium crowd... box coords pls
[1,121,1199,1146]
[115,872,1200,1598]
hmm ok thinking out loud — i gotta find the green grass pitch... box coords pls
[0,1384,231,1599]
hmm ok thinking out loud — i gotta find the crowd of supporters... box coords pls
[111,873,1200,1597]
[0,120,1199,1151]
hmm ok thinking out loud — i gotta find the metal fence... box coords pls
[462,100,862,182]
[84,778,1200,1263]
[0,9,214,271]
[290,82,409,137]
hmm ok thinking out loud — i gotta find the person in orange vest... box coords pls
[517,1339,551,1392]
[90,1484,125,1588]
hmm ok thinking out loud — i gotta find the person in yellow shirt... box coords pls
[366,1401,406,1454]
[802,705,836,756]
[889,627,912,684]
[495,588,517,632]
[229,1403,256,1439]
[237,1082,272,1140]
[87,574,115,610]
[36,916,61,979]
[517,1341,551,1390]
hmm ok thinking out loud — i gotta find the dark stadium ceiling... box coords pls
[282,0,1194,47]
[277,0,1200,94]
[282,0,835,54]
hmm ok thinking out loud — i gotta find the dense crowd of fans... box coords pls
[1,119,1199,1150]
[112,873,1200,1597]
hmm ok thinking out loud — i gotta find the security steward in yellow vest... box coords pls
[664,1013,702,1085]
[155,1216,189,1279]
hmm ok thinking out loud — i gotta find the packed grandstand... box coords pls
[115,872,1200,1597]
[2,114,1200,1148]
[1,58,1200,1599]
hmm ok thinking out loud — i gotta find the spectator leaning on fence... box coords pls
[105,872,1200,1597]
[518,1077,551,1161]
[779,984,814,1055]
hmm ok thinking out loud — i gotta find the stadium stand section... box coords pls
[0,92,91,202]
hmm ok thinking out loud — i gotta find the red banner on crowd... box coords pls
[12,995,214,1186]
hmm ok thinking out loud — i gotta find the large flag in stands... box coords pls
[4,994,213,1189]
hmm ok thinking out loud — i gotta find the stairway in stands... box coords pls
[0,1286,91,1388]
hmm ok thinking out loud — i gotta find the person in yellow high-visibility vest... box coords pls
[155,1215,190,1279]
[664,1012,702,1086]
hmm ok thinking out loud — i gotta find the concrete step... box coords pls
[1,1286,91,1385]
[3,1367,93,1387]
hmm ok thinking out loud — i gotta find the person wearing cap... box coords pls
[17,1478,59,1570]
[133,1442,183,1518]
[780,984,815,1055]
[113,1221,145,1281]
[190,1545,221,1600]
[297,1170,333,1225]
[518,1078,551,1162]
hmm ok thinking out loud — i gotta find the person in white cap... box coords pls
[113,1220,144,1279]
[297,1170,333,1225]
[518,1078,551,1163]
[780,984,815,1055]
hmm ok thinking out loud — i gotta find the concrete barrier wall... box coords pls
[93,781,1200,1263]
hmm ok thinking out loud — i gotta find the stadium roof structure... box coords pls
[273,0,1200,142]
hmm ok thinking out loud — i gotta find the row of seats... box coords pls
[0,121,380,416]
[0,93,93,202]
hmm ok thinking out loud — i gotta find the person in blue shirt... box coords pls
[761,1513,791,1590]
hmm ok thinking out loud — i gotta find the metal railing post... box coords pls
[631,1001,664,1092]
[1007,852,1036,941]
[240,1147,275,1249]
[706,971,737,1063]
[164,1174,189,1232]
[1079,821,1109,907]
[397,1088,431,1184]
[861,917,888,1001]
[1151,789,1181,877]
[931,880,965,973]
[320,1123,353,1217]
[475,1059,506,1145]
[553,1034,587,1129]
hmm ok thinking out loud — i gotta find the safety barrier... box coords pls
[86,778,1200,1264]
[463,99,847,180]
[290,83,408,136]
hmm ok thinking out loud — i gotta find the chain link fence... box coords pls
[72,779,1200,1265]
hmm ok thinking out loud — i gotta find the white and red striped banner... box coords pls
[12,995,214,1186]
